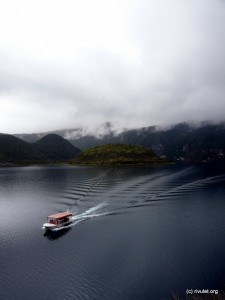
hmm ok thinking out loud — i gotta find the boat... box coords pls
[42,211,73,230]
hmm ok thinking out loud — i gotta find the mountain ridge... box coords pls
[13,122,225,163]
[0,134,80,166]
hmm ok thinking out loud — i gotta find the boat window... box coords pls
[48,219,56,224]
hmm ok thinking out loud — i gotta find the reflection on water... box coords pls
[44,228,72,240]
[0,163,225,300]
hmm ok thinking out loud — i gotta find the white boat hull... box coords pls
[42,222,57,230]
[42,221,72,230]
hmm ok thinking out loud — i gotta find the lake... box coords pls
[0,163,225,300]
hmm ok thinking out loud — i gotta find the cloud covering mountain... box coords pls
[0,0,225,133]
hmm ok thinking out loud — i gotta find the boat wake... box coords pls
[51,202,108,231]
[47,166,225,233]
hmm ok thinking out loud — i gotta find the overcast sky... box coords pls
[0,0,225,133]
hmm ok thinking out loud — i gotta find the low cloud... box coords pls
[0,0,225,133]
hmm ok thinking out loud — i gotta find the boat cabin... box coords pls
[47,212,73,226]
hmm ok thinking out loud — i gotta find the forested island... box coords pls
[69,143,164,165]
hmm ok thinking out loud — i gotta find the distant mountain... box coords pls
[70,143,163,165]
[34,134,80,161]
[14,133,43,143]
[14,122,125,145]
[116,123,225,162]
[66,122,225,162]
[13,122,225,163]
[0,133,80,166]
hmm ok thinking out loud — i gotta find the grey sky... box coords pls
[0,0,225,133]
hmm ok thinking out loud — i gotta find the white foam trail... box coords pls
[81,202,107,215]
[71,202,107,221]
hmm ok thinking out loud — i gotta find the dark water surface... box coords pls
[0,163,225,300]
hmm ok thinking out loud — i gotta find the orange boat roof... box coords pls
[48,212,73,219]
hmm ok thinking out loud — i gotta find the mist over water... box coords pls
[0,163,225,299]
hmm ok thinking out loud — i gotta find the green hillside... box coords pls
[70,143,164,165]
